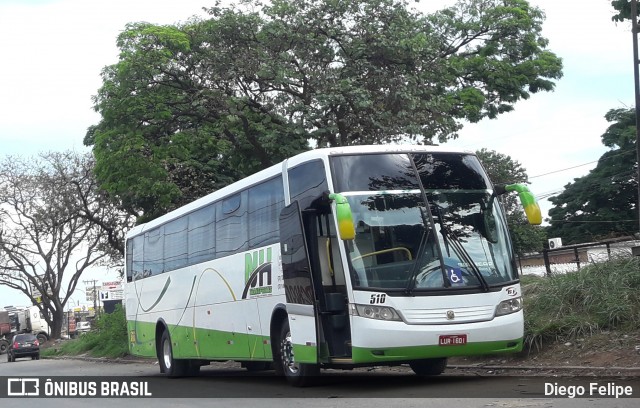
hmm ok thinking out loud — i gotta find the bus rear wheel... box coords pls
[276,320,319,387]
[159,330,190,377]
[409,358,447,376]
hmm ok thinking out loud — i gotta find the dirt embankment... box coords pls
[448,330,640,376]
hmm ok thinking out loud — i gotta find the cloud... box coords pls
[0,0,211,306]
[0,0,210,156]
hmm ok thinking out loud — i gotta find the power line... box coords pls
[533,168,637,200]
[535,190,563,200]
[529,149,635,180]
[529,160,599,179]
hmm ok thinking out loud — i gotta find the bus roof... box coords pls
[126,144,474,238]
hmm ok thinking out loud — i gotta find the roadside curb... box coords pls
[448,364,640,374]
[45,355,155,365]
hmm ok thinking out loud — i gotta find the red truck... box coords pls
[0,307,50,354]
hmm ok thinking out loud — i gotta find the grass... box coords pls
[521,257,640,352]
[42,304,129,359]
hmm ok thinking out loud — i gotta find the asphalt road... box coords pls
[0,357,638,407]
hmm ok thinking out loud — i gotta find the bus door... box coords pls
[311,210,352,360]
[280,200,352,364]
[279,201,318,364]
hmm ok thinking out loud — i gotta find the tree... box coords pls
[611,0,636,22]
[546,108,639,244]
[86,0,563,222]
[476,148,546,255]
[0,151,134,339]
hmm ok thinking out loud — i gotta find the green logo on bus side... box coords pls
[243,248,273,298]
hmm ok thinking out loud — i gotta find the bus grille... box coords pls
[400,305,495,324]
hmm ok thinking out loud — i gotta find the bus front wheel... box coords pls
[409,358,447,376]
[276,320,319,387]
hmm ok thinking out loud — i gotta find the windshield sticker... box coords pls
[447,268,464,286]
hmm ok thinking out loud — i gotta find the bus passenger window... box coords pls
[188,205,215,265]
[249,177,284,249]
[216,191,248,257]
[143,227,164,276]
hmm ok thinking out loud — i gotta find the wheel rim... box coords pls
[280,330,298,374]
[162,338,172,370]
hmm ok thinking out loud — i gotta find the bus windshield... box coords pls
[330,153,517,293]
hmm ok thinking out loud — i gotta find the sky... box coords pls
[0,0,634,307]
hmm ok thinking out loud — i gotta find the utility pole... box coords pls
[632,0,640,235]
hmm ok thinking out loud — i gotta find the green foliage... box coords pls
[44,305,129,358]
[508,211,547,254]
[87,0,562,222]
[476,148,546,254]
[546,108,638,244]
[522,257,640,351]
[611,0,635,22]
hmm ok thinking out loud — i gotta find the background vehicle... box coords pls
[0,306,50,354]
[124,145,541,386]
[6,333,40,362]
[76,321,91,333]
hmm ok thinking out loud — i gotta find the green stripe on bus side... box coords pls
[292,343,318,364]
[128,320,273,361]
[351,339,523,363]
[127,320,155,357]
[128,320,521,365]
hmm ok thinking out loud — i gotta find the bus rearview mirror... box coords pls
[503,184,542,225]
[328,193,356,240]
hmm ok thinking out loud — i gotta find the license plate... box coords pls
[439,334,467,346]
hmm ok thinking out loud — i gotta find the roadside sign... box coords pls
[85,287,97,302]
[100,280,124,301]
[102,281,122,289]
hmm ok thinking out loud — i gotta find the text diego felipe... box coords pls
[545,381,634,398]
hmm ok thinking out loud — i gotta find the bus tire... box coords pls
[159,330,188,378]
[185,360,201,376]
[276,320,319,387]
[409,358,447,376]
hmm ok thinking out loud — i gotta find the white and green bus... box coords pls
[124,145,541,386]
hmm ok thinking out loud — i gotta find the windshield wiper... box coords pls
[404,206,452,294]
[404,217,431,295]
[432,204,490,292]
[404,156,451,294]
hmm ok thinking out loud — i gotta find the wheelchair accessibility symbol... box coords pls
[447,268,464,285]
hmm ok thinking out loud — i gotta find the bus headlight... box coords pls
[495,297,523,317]
[353,304,402,321]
